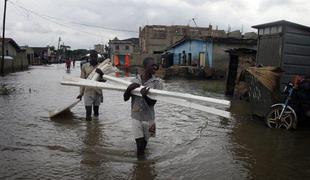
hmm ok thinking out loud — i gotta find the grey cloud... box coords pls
[180,0,225,6]
[3,0,309,49]
[258,0,294,12]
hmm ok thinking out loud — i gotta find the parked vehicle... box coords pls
[265,79,310,130]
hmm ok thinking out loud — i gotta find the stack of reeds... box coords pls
[246,66,283,91]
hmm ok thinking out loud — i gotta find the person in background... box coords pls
[72,58,76,68]
[123,57,163,159]
[57,56,62,64]
[65,58,71,70]
[77,50,104,121]
[182,50,187,65]
[297,75,310,102]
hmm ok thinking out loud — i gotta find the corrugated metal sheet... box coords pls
[256,35,282,66]
[254,21,310,88]
[281,25,310,86]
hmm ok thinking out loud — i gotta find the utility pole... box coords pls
[1,0,8,76]
[57,36,61,61]
[57,37,61,51]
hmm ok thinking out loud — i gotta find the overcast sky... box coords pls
[1,0,310,49]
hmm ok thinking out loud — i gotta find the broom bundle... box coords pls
[246,66,283,91]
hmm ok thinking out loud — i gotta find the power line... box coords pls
[41,13,138,33]
[8,1,107,38]
[8,1,138,34]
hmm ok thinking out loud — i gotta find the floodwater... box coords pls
[1,64,310,180]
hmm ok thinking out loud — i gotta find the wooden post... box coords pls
[1,0,8,76]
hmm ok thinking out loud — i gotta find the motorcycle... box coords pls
[265,82,310,130]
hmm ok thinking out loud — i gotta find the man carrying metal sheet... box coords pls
[124,57,163,159]
[77,50,104,121]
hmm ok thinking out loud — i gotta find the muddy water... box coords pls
[1,64,310,180]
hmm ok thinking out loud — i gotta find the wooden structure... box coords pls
[252,20,310,88]
[225,48,256,96]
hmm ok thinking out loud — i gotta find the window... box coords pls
[115,45,119,50]
[271,26,278,34]
[125,45,129,50]
[264,27,270,35]
[6,50,8,56]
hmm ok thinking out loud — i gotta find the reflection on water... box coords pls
[0,64,310,179]
[130,160,156,180]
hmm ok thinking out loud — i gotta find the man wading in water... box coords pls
[123,57,163,159]
[77,50,105,121]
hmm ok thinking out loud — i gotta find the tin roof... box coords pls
[164,37,256,51]
[1,38,20,50]
[252,20,310,32]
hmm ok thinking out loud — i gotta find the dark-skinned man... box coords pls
[77,50,105,121]
[124,57,163,159]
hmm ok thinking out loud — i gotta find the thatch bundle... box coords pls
[246,66,283,91]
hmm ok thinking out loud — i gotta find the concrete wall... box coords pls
[0,58,13,74]
[24,48,34,65]
[110,39,140,66]
[15,51,28,71]
[140,25,219,54]
[212,42,257,75]
[0,52,28,74]
[4,43,17,57]
[131,53,142,66]
[110,43,134,55]
[0,41,29,74]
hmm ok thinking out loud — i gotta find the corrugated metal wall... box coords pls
[281,26,310,85]
[256,35,282,66]
[256,24,310,87]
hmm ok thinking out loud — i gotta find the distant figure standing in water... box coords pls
[77,50,105,121]
[65,58,71,71]
[123,57,163,159]
[72,58,76,68]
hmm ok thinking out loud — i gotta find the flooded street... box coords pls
[1,64,310,179]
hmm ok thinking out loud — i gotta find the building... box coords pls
[20,46,35,65]
[164,37,257,75]
[94,44,105,54]
[0,38,28,73]
[212,38,257,75]
[227,30,242,39]
[32,46,56,64]
[108,37,140,66]
[139,25,227,55]
[165,38,212,67]
[0,38,20,57]
[94,44,109,59]
[252,20,310,87]
[243,32,258,39]
[225,48,257,96]
[59,44,70,52]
